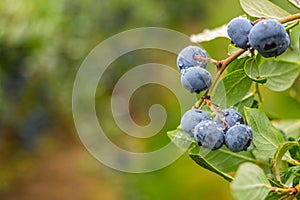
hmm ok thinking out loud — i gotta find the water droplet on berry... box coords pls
[181,68,187,75]
[178,60,183,67]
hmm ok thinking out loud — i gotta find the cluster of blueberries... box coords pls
[177,45,211,94]
[180,108,252,152]
[176,17,289,152]
[227,17,290,57]
[176,45,253,152]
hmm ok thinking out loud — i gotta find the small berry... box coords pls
[181,67,212,93]
[177,45,208,72]
[214,108,244,133]
[225,124,253,152]
[223,108,244,126]
[180,109,211,136]
[227,17,253,49]
[193,120,225,150]
[214,119,228,134]
[249,19,290,57]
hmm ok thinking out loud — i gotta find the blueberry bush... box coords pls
[167,0,300,199]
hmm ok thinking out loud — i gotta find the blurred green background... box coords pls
[0,1,299,200]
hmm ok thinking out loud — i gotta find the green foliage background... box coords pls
[0,0,299,199]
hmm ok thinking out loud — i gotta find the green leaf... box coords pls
[167,128,195,149]
[264,191,284,200]
[280,166,300,188]
[227,44,251,58]
[234,93,255,116]
[272,141,300,184]
[227,56,250,73]
[260,60,300,92]
[289,24,300,53]
[240,0,290,18]
[231,163,271,200]
[244,58,268,83]
[244,108,285,159]
[227,44,241,57]
[244,58,300,92]
[272,119,300,138]
[189,145,257,182]
[280,24,300,62]
[288,0,300,9]
[288,139,300,161]
[190,24,229,43]
[211,69,253,108]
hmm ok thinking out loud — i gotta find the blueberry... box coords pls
[193,120,225,150]
[181,67,212,93]
[249,19,290,57]
[180,109,211,136]
[177,45,208,72]
[222,108,244,127]
[214,118,228,134]
[225,124,252,152]
[214,108,244,133]
[227,17,253,49]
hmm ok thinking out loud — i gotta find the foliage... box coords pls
[167,0,300,199]
[0,0,299,199]
[0,1,239,199]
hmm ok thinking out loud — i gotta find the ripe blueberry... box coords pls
[177,45,208,72]
[181,67,212,93]
[180,109,211,136]
[193,120,225,150]
[214,118,228,134]
[227,17,253,49]
[214,108,244,133]
[225,124,252,152]
[249,19,290,57]
[222,108,244,126]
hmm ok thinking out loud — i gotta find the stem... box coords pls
[255,159,271,167]
[205,99,230,128]
[296,184,300,194]
[255,83,263,103]
[218,49,246,72]
[194,55,218,65]
[194,49,245,108]
[278,13,300,24]
[286,159,300,166]
[270,184,300,195]
[285,20,299,30]
[209,49,246,95]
